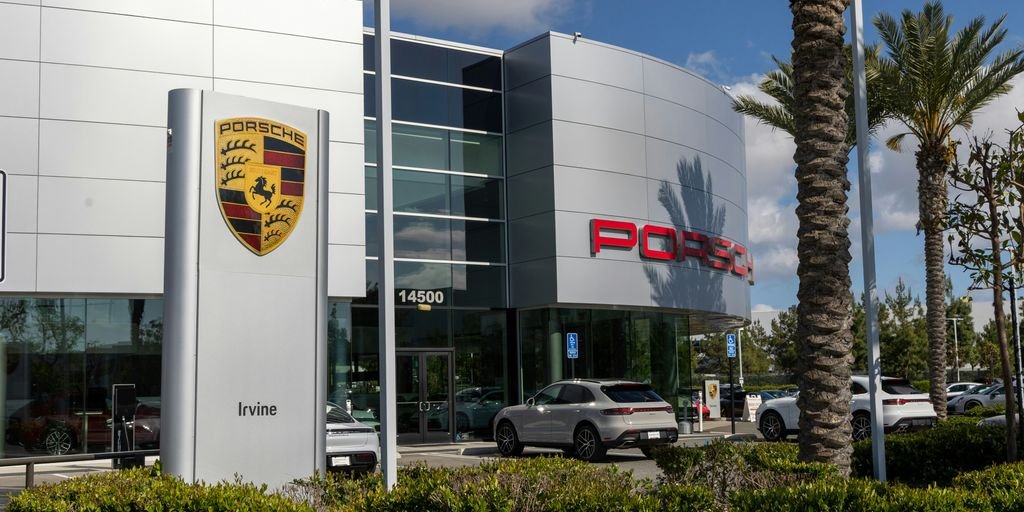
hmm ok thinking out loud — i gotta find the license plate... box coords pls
[912,419,933,426]
[331,456,351,466]
[646,431,661,440]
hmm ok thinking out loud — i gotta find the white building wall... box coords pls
[0,0,365,297]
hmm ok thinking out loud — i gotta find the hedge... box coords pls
[963,403,1007,418]
[730,478,991,512]
[11,458,716,512]
[852,417,1007,486]
[9,466,308,512]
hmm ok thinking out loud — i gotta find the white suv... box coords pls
[493,379,678,461]
[756,376,937,442]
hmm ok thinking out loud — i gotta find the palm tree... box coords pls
[789,0,855,475]
[873,1,1024,419]
[732,44,891,152]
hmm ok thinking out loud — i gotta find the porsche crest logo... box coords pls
[215,118,306,255]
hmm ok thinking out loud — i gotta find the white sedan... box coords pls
[756,376,936,442]
[326,401,380,473]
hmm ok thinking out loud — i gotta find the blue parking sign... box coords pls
[726,333,737,358]
[567,333,579,359]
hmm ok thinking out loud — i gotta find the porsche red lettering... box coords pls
[590,218,754,284]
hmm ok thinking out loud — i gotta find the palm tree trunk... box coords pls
[916,142,948,419]
[791,0,854,476]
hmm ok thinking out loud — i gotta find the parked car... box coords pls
[428,387,506,436]
[492,379,678,461]
[946,382,982,399]
[756,376,936,442]
[718,385,747,418]
[949,384,1005,414]
[7,394,160,455]
[977,413,1020,427]
[677,388,710,421]
[326,401,379,474]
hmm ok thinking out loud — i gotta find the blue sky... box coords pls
[366,1,1024,322]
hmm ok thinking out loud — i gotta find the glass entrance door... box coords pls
[396,352,453,444]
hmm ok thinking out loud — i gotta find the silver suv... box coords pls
[492,379,678,461]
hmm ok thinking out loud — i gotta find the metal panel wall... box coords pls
[0,1,365,297]
[505,33,751,324]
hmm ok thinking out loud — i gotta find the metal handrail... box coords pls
[0,449,158,488]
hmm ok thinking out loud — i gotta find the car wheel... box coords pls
[43,425,74,456]
[964,400,982,412]
[455,413,470,434]
[495,421,523,457]
[573,424,606,462]
[759,411,786,442]
[851,413,871,442]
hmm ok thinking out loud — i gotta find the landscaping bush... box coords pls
[292,457,714,512]
[650,440,836,507]
[852,419,1006,486]
[963,403,1007,418]
[9,466,309,512]
[730,478,990,512]
[912,380,930,393]
[953,461,1024,512]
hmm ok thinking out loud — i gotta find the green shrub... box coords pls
[730,478,990,512]
[963,403,1007,418]
[294,457,707,512]
[651,440,836,508]
[912,380,930,393]
[9,466,310,512]
[852,418,1006,486]
[953,461,1024,512]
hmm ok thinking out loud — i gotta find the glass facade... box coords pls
[518,308,694,419]
[0,298,162,457]
[352,36,510,441]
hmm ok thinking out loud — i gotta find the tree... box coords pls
[873,1,1024,419]
[878,279,928,380]
[790,0,855,475]
[945,277,979,376]
[947,118,1024,461]
[762,305,799,379]
[732,45,891,153]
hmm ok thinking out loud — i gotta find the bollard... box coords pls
[25,462,34,488]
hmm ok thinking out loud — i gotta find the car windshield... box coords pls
[881,379,923,395]
[326,403,356,423]
[600,384,663,403]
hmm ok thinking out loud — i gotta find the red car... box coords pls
[7,396,160,455]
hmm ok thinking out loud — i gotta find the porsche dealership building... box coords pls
[0,1,750,453]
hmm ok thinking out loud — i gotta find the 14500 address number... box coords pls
[397,289,445,305]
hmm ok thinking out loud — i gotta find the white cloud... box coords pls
[385,0,577,36]
[747,196,797,244]
[752,303,777,313]
[753,246,798,280]
[685,50,728,82]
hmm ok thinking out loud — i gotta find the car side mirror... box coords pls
[526,397,535,407]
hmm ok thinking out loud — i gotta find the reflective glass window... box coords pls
[366,121,503,176]
[453,175,503,219]
[395,308,450,348]
[365,35,502,90]
[365,167,377,210]
[0,298,163,457]
[393,125,449,170]
[394,171,447,213]
[454,220,505,262]
[395,261,453,294]
[453,265,506,308]
[392,80,502,133]
[448,50,501,90]
[365,213,378,257]
[450,131,502,176]
[392,39,448,82]
[394,216,450,260]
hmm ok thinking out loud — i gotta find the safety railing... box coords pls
[0,449,158,488]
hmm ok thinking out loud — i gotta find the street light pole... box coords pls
[947,317,961,382]
[850,0,886,481]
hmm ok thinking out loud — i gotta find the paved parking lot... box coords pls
[0,419,759,508]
